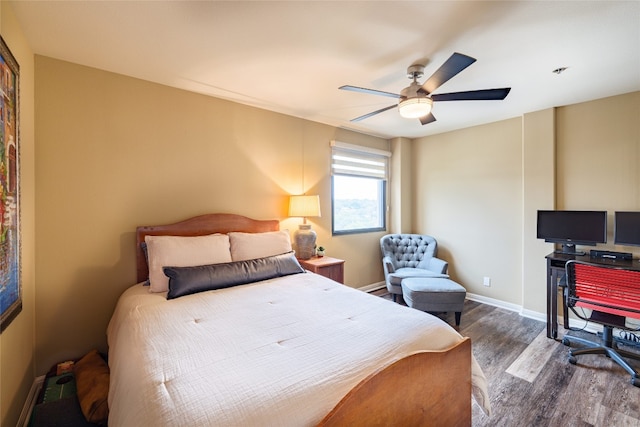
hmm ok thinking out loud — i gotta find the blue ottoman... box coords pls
[401,277,467,326]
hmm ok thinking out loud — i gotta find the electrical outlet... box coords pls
[483,277,491,287]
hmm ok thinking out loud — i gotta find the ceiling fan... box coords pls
[340,52,511,125]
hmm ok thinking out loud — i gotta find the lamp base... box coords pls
[294,224,316,260]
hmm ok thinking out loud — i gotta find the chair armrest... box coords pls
[426,257,449,274]
[382,256,395,275]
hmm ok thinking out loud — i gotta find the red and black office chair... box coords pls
[563,260,640,387]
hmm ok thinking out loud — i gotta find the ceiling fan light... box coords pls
[398,97,433,119]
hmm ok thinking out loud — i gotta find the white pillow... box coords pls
[228,230,292,262]
[145,234,232,293]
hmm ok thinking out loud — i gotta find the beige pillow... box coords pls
[145,234,232,292]
[228,230,292,262]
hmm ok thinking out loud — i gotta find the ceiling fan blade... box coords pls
[431,88,511,102]
[419,113,436,125]
[421,52,476,95]
[351,105,397,122]
[340,85,400,99]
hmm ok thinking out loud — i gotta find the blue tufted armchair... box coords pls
[380,234,449,301]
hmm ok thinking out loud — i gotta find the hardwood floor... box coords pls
[371,290,640,426]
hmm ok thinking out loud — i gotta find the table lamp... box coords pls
[289,195,321,260]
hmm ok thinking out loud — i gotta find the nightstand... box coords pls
[298,256,345,284]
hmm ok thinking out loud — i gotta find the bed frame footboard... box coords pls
[318,337,472,427]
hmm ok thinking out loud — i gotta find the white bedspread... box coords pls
[107,272,489,426]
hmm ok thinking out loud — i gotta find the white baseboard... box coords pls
[358,281,386,293]
[520,308,547,323]
[564,317,601,335]
[18,374,45,427]
[465,292,524,314]
[465,292,589,328]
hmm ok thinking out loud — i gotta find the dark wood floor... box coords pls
[371,290,640,426]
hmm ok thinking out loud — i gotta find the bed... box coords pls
[107,213,490,426]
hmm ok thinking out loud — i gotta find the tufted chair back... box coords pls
[380,234,438,270]
[380,234,449,299]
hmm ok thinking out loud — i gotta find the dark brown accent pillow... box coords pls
[74,349,110,425]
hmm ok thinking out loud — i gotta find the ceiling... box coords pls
[10,1,640,139]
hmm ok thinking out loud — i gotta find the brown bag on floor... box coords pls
[74,349,110,425]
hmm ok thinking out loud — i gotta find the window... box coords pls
[331,141,390,235]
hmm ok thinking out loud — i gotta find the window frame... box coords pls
[330,141,390,236]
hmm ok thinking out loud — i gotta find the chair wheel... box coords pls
[632,377,640,388]
[568,355,577,365]
[562,337,571,346]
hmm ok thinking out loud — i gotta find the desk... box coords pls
[545,252,639,339]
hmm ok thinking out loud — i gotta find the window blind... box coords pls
[330,141,390,180]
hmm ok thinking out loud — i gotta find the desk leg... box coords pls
[551,269,559,339]
[562,283,569,330]
[546,259,558,339]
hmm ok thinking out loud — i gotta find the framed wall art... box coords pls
[0,35,20,333]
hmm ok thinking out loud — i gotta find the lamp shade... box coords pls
[288,195,321,218]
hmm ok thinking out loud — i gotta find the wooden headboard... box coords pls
[135,213,280,283]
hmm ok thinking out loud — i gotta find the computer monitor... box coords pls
[536,210,607,255]
[614,211,640,247]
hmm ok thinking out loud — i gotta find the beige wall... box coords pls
[410,91,639,316]
[0,2,36,426]
[412,118,524,304]
[557,92,640,219]
[521,108,555,315]
[554,92,640,323]
[390,137,412,233]
[33,56,389,374]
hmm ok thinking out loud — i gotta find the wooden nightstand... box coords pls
[298,256,345,284]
